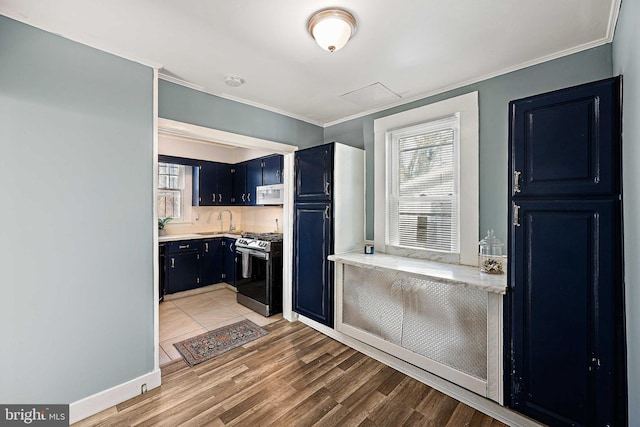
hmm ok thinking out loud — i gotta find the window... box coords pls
[158,162,184,220]
[374,91,478,265]
[387,115,459,253]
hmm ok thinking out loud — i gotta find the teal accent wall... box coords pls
[158,80,324,149]
[613,0,640,423]
[0,16,154,403]
[325,45,613,242]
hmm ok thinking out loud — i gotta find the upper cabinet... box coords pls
[295,144,333,202]
[160,154,284,207]
[235,155,284,206]
[231,163,247,205]
[509,78,621,197]
[246,158,263,206]
[197,161,233,206]
[262,155,284,185]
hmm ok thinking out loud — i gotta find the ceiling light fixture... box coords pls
[308,8,357,53]
[224,74,245,87]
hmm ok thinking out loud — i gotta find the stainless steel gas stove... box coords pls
[235,232,283,317]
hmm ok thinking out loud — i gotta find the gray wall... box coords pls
[613,0,639,424]
[159,80,324,149]
[0,16,154,403]
[325,45,613,241]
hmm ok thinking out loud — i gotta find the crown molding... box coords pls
[158,73,325,128]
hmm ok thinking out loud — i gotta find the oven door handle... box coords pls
[236,247,269,260]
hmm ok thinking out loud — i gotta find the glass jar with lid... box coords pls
[479,229,505,274]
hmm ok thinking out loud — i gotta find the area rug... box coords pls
[174,319,269,366]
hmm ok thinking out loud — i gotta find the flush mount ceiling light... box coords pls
[224,74,245,87]
[308,8,357,53]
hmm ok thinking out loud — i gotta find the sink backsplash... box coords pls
[162,205,284,235]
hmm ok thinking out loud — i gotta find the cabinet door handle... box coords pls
[514,170,522,193]
[513,204,521,227]
[247,193,251,202]
[276,170,280,181]
[242,194,246,202]
[170,258,175,268]
[212,194,216,202]
[205,242,209,252]
[325,181,330,195]
[218,193,222,203]
[324,205,330,219]
[179,245,189,249]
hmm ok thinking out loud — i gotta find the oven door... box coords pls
[236,247,270,307]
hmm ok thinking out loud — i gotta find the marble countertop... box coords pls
[159,232,243,243]
[328,252,507,294]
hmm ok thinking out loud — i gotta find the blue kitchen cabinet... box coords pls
[201,238,223,285]
[295,143,333,202]
[292,142,364,328]
[507,77,625,426]
[262,154,283,185]
[165,240,202,294]
[197,161,233,206]
[293,202,333,326]
[246,158,263,206]
[222,238,237,286]
[217,163,233,205]
[198,161,218,206]
[231,163,247,205]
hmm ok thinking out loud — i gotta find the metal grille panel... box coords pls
[402,277,487,379]
[342,265,488,380]
[343,267,403,345]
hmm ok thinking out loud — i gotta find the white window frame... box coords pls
[387,115,461,255]
[374,91,479,265]
[157,163,193,224]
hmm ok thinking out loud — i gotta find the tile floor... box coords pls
[159,287,282,366]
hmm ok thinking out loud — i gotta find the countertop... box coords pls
[328,251,508,294]
[159,232,243,243]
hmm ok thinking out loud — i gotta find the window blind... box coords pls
[388,116,459,253]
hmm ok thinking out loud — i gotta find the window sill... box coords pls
[328,251,507,294]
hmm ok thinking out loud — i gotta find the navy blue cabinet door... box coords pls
[166,251,201,293]
[508,76,625,427]
[295,143,333,202]
[198,161,217,206]
[510,200,622,426]
[510,77,621,197]
[232,163,247,205]
[201,238,223,285]
[293,202,333,326]
[246,158,262,206]
[262,155,283,185]
[223,238,236,286]
[217,163,233,205]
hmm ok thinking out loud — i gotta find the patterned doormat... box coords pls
[174,319,269,367]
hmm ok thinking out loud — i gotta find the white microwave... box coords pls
[256,183,284,205]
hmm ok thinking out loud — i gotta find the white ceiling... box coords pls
[0,0,620,126]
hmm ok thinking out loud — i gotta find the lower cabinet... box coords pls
[201,238,223,285]
[163,238,237,295]
[165,241,202,294]
[223,238,237,286]
[293,202,333,326]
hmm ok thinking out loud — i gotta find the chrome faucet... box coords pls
[217,209,235,232]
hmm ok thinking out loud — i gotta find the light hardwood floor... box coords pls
[75,319,508,426]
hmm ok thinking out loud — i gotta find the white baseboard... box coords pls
[296,315,542,427]
[69,369,161,424]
